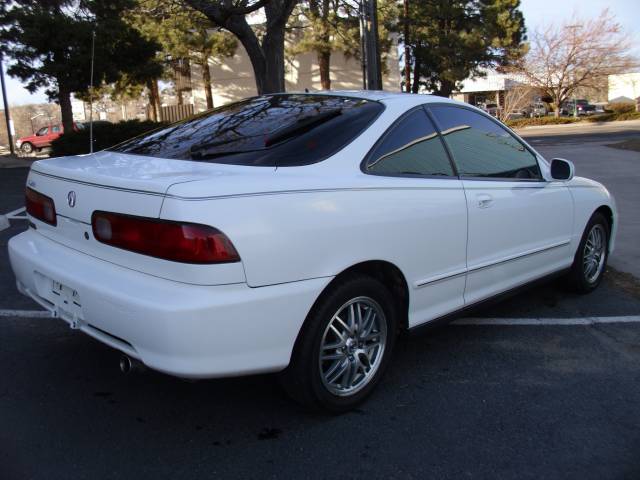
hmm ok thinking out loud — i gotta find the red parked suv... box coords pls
[16,122,82,154]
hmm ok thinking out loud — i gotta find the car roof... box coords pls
[287,90,461,108]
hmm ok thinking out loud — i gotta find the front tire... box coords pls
[280,274,398,413]
[566,212,610,293]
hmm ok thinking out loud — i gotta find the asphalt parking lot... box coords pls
[1,124,640,479]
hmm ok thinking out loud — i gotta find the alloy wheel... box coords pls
[583,224,606,283]
[319,296,387,397]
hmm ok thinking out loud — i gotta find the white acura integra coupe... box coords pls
[9,92,616,411]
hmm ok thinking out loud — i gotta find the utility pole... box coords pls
[359,1,368,90]
[0,51,15,155]
[403,0,411,92]
[359,0,382,90]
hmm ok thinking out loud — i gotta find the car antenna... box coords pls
[89,30,96,154]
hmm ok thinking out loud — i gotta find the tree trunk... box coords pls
[146,79,158,122]
[201,57,214,109]
[151,80,162,122]
[228,16,268,94]
[58,85,74,133]
[185,0,296,95]
[553,101,561,117]
[411,51,420,94]
[262,20,287,93]
[435,79,454,98]
[318,51,331,90]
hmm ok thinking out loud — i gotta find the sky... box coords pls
[1,0,639,107]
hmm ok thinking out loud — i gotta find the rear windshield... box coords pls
[110,94,384,166]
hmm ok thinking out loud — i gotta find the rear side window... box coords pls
[429,105,541,180]
[110,94,383,166]
[364,108,454,177]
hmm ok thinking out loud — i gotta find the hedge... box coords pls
[584,111,640,122]
[506,116,580,128]
[50,120,167,157]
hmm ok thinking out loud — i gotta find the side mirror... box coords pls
[550,158,574,181]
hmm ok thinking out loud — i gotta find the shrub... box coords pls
[606,102,635,114]
[50,120,167,157]
[584,111,640,122]
[616,111,640,121]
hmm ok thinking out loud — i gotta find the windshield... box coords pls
[110,94,384,166]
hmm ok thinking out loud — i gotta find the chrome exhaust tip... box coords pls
[119,355,145,374]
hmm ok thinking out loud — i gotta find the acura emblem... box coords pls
[67,191,76,208]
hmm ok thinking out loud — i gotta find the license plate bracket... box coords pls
[49,278,84,328]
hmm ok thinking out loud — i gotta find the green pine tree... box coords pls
[401,0,527,96]
[0,0,162,131]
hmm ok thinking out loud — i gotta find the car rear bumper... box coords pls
[8,229,330,379]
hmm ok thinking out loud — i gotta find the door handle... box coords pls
[476,194,493,208]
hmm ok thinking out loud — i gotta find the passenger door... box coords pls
[363,107,468,326]
[48,124,63,145]
[428,105,573,305]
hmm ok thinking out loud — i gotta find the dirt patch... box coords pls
[606,138,640,152]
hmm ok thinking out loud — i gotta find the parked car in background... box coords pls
[561,99,596,116]
[16,122,81,154]
[9,92,616,412]
[524,102,548,118]
[480,103,500,117]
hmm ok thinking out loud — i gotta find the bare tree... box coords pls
[497,83,535,123]
[521,9,638,117]
[183,0,298,95]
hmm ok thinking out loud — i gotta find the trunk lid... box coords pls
[25,151,259,285]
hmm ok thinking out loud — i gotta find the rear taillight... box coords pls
[26,187,57,226]
[91,211,240,264]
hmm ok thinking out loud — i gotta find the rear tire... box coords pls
[280,274,398,413]
[20,142,34,154]
[565,212,610,293]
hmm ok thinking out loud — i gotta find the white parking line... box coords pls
[0,309,53,318]
[1,309,639,325]
[453,316,640,326]
[5,207,26,219]
[1,207,27,231]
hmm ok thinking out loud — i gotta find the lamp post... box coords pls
[89,30,96,154]
[0,51,15,155]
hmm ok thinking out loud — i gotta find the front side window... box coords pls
[36,127,48,136]
[429,105,541,180]
[364,108,454,177]
[110,94,384,166]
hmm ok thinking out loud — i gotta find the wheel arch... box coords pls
[594,205,613,232]
[291,260,410,359]
[594,205,614,252]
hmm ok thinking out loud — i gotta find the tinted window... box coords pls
[365,108,454,177]
[36,127,48,136]
[51,125,61,133]
[429,105,541,180]
[110,94,383,166]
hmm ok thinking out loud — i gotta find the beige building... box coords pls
[189,38,401,110]
[71,36,401,124]
[608,72,640,103]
